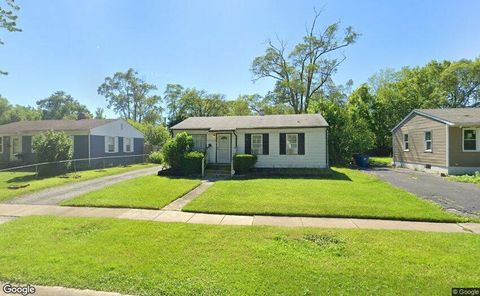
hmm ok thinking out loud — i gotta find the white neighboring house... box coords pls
[170,114,329,170]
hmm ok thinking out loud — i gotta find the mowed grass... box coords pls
[0,216,478,295]
[62,175,201,209]
[184,168,466,222]
[0,163,157,203]
[449,171,480,185]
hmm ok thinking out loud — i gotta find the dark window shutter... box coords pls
[245,134,251,154]
[279,133,286,155]
[262,133,269,155]
[298,133,305,155]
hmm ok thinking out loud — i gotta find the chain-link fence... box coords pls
[0,154,148,178]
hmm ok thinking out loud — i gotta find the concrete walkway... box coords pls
[162,181,213,211]
[3,166,162,205]
[0,204,479,234]
[368,167,480,217]
[0,282,133,296]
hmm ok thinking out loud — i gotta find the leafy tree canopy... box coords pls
[36,91,92,120]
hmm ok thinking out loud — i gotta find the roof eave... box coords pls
[391,110,453,133]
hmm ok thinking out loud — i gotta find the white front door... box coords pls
[217,134,231,163]
[11,136,21,160]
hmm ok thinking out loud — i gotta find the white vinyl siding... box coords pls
[237,128,327,168]
[463,128,478,152]
[105,136,118,153]
[251,134,263,155]
[192,134,207,152]
[123,137,134,153]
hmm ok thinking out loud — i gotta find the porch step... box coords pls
[206,164,231,170]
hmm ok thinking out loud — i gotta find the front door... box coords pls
[216,134,231,163]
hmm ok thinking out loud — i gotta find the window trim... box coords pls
[11,136,22,159]
[191,134,207,152]
[462,128,479,152]
[123,137,134,153]
[286,133,299,155]
[403,134,409,151]
[0,136,3,154]
[105,136,117,153]
[424,131,432,152]
[251,134,263,155]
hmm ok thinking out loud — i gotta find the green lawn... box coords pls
[369,156,393,166]
[62,175,201,209]
[184,168,467,222]
[0,216,478,295]
[0,163,158,203]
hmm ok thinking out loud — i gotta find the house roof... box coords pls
[391,108,480,132]
[0,119,116,134]
[170,114,329,130]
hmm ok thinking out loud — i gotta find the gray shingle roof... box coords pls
[416,108,480,125]
[0,119,116,134]
[170,114,328,130]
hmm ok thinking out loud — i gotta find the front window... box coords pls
[424,131,432,152]
[404,134,409,151]
[251,134,263,155]
[464,129,477,151]
[106,136,116,153]
[12,137,21,158]
[192,134,207,152]
[286,134,298,155]
[124,137,133,153]
[0,137,3,153]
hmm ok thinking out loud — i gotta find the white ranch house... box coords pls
[170,114,329,171]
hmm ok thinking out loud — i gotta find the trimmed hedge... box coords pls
[181,151,204,176]
[147,151,163,164]
[233,154,257,174]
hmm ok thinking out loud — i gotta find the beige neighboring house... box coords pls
[170,114,329,171]
[392,108,480,175]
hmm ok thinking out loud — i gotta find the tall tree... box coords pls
[36,91,92,120]
[251,10,359,113]
[98,68,163,124]
[0,0,21,75]
[164,84,184,125]
[0,95,41,124]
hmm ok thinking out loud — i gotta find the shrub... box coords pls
[33,131,73,177]
[147,151,163,164]
[233,154,257,174]
[162,132,193,171]
[181,151,204,175]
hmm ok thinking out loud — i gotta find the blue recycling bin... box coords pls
[353,154,370,168]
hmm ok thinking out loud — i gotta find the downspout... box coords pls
[232,131,238,176]
[326,128,329,168]
[88,132,91,167]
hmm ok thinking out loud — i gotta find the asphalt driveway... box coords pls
[369,168,480,217]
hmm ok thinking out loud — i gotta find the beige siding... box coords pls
[393,114,447,167]
[449,127,480,167]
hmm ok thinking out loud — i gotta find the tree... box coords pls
[33,131,73,177]
[1,0,21,75]
[440,59,480,107]
[128,120,171,148]
[226,95,253,116]
[94,107,105,119]
[36,91,92,120]
[164,84,184,125]
[98,68,163,124]
[251,10,359,113]
[0,95,41,124]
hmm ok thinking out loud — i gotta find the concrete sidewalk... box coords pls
[3,166,161,205]
[0,204,478,234]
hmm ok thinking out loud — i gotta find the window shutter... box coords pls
[245,134,251,154]
[262,133,269,155]
[298,133,305,155]
[279,133,286,155]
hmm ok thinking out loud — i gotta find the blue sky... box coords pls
[0,0,479,117]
